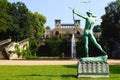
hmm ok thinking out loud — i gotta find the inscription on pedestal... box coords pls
[77,61,109,78]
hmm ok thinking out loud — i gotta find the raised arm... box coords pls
[92,15,98,20]
[73,9,86,19]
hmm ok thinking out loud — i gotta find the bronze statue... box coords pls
[73,9,107,62]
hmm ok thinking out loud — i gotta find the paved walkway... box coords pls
[0,59,120,65]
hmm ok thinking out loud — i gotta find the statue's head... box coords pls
[86,10,93,16]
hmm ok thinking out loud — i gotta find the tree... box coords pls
[0,1,47,56]
[93,25,102,32]
[0,0,9,32]
[29,12,46,55]
[101,0,120,58]
[45,26,51,30]
[101,0,120,41]
[6,2,31,41]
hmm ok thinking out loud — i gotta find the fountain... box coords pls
[71,34,76,59]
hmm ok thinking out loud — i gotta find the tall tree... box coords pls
[101,0,120,58]
[29,12,46,54]
[0,1,47,55]
[101,0,120,41]
[7,2,30,41]
[0,0,9,32]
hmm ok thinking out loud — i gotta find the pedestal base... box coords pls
[77,61,109,78]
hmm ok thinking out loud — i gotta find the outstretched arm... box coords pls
[73,9,86,19]
[92,15,98,20]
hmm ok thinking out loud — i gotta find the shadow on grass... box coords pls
[63,65,77,69]
[18,74,77,78]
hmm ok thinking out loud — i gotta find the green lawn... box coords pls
[0,65,119,80]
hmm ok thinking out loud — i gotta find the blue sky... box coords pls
[8,0,116,29]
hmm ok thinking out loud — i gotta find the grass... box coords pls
[0,65,119,80]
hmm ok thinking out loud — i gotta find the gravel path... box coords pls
[0,59,119,65]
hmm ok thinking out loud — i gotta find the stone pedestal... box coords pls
[77,61,109,78]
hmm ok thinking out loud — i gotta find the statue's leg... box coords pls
[89,34,107,55]
[84,36,89,57]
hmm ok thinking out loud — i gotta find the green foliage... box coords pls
[45,35,65,57]
[22,44,32,58]
[45,35,73,57]
[101,0,120,57]
[9,44,21,57]
[6,2,31,41]
[14,44,21,57]
[29,38,40,55]
[25,56,38,60]
[10,43,31,58]
[42,35,86,58]
[60,52,65,58]
[0,1,47,55]
[43,35,85,58]
[0,0,9,32]
[29,12,46,55]
[45,26,51,30]
[93,25,102,32]
[30,12,46,38]
[0,1,47,40]
[76,35,85,57]
[101,0,120,40]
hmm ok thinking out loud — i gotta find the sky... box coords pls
[8,0,116,29]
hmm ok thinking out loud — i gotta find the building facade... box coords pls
[44,19,83,37]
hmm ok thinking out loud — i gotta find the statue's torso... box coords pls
[85,17,95,30]
[84,17,95,36]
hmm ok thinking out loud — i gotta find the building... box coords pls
[44,19,83,37]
